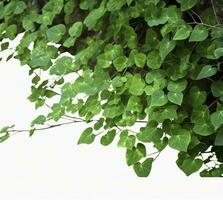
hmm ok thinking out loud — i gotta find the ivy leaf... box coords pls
[126,143,146,166]
[186,86,207,107]
[46,24,66,43]
[68,21,83,37]
[0,133,10,143]
[215,130,223,146]
[118,130,136,150]
[167,79,187,92]
[151,90,168,107]
[168,91,183,105]
[147,50,162,69]
[168,129,191,152]
[159,37,176,60]
[31,115,46,127]
[129,74,145,96]
[77,128,95,144]
[193,123,215,136]
[211,81,223,97]
[196,65,217,80]
[134,53,146,68]
[176,0,199,11]
[211,111,223,130]
[133,158,153,177]
[84,1,106,29]
[100,129,116,146]
[113,56,129,72]
[214,48,223,59]
[107,0,126,11]
[173,24,192,40]
[179,158,203,176]
[189,25,209,42]
[15,1,27,14]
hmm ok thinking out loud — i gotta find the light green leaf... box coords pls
[196,65,217,80]
[107,0,126,11]
[147,50,162,69]
[134,53,146,68]
[151,90,168,107]
[214,48,223,59]
[167,79,187,92]
[15,1,27,14]
[159,37,176,60]
[168,91,183,105]
[113,56,129,72]
[78,127,95,144]
[169,129,191,152]
[31,115,46,127]
[118,130,136,150]
[0,133,10,143]
[126,143,146,166]
[189,25,209,42]
[129,74,145,96]
[173,24,192,40]
[46,24,66,43]
[176,0,199,11]
[193,123,215,136]
[68,21,83,37]
[100,129,116,146]
[133,158,153,177]
[211,111,223,130]
[180,158,203,176]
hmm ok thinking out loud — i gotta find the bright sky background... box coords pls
[0,52,223,200]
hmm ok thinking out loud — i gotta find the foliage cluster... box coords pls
[1,0,223,177]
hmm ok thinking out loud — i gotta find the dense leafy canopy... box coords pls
[1,0,223,177]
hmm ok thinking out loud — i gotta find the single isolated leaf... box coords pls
[118,130,135,150]
[168,129,191,152]
[196,65,217,80]
[31,115,46,127]
[77,127,95,144]
[133,158,153,177]
[0,133,10,143]
[189,25,209,42]
[100,129,116,146]
[134,53,146,68]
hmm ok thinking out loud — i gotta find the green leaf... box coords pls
[118,130,136,150]
[189,25,209,42]
[180,158,203,176]
[107,0,126,11]
[84,1,106,29]
[151,90,168,107]
[168,91,183,105]
[159,37,176,60]
[46,24,66,43]
[126,143,146,166]
[0,133,10,143]
[14,1,27,14]
[31,115,46,127]
[193,123,215,136]
[211,81,223,97]
[129,74,145,96]
[147,50,162,69]
[167,79,187,92]
[176,0,199,11]
[100,129,116,146]
[186,86,207,107]
[133,158,153,177]
[173,24,192,40]
[169,129,191,152]
[68,21,83,37]
[113,56,129,72]
[196,65,217,80]
[215,130,223,146]
[134,53,146,68]
[211,111,223,130]
[77,127,95,144]
[214,48,223,59]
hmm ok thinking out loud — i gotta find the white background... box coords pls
[0,56,223,199]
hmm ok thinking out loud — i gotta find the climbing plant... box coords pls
[1,0,223,177]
